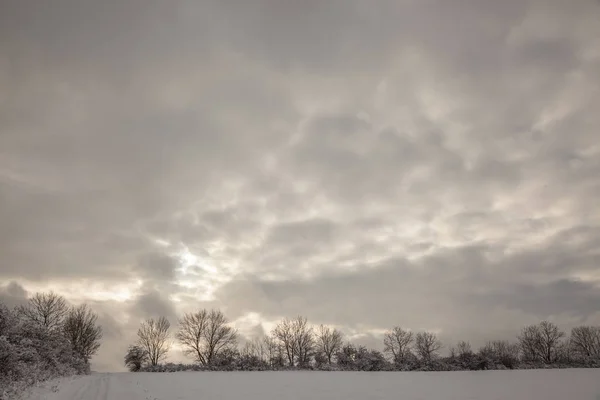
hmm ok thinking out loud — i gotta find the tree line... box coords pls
[0,292,103,398]
[126,311,600,372]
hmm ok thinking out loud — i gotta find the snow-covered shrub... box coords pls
[140,363,205,373]
[209,348,240,371]
[354,347,390,371]
[0,303,90,399]
[125,345,149,372]
[237,354,269,371]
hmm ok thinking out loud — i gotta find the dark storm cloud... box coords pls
[1,0,599,371]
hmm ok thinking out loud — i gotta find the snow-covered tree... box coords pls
[415,331,442,362]
[570,326,600,359]
[17,292,68,331]
[384,326,413,364]
[137,316,171,366]
[63,304,103,363]
[316,324,343,364]
[272,317,296,366]
[1,301,90,398]
[519,321,565,364]
[124,345,149,372]
[176,309,238,365]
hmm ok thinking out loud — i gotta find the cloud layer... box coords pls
[1,0,599,370]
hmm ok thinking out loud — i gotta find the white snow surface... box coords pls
[24,369,600,400]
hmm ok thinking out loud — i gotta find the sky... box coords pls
[1,0,599,372]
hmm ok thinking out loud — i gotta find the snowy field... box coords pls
[25,369,600,400]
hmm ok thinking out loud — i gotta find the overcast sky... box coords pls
[1,0,600,372]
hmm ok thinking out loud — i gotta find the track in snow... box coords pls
[25,373,158,400]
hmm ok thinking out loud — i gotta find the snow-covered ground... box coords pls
[24,369,600,400]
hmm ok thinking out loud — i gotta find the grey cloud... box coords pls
[82,299,142,372]
[130,289,178,323]
[95,311,124,342]
[1,0,599,371]
[479,278,600,320]
[264,218,338,247]
[214,231,600,340]
[0,281,28,308]
[217,248,485,330]
[137,252,179,283]
[351,333,386,352]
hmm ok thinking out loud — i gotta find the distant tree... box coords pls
[203,310,238,365]
[176,311,207,364]
[447,340,479,370]
[63,304,103,363]
[241,336,267,361]
[384,327,413,364]
[18,292,68,331]
[124,345,149,372]
[336,342,358,370]
[570,326,600,359]
[479,340,520,369]
[273,318,296,366]
[555,340,573,364]
[239,338,270,370]
[354,346,389,371]
[176,309,237,365]
[415,331,442,362]
[292,316,314,367]
[456,340,472,357]
[314,351,328,368]
[137,316,171,366]
[315,324,343,364]
[263,335,284,368]
[0,303,13,336]
[211,347,240,370]
[519,321,565,364]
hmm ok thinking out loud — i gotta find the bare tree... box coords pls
[176,310,208,364]
[538,321,566,363]
[273,317,296,366]
[18,292,68,330]
[570,326,600,358]
[176,309,238,365]
[272,316,314,367]
[292,316,314,367]
[63,304,103,362]
[137,316,171,366]
[204,310,238,365]
[316,324,344,364]
[518,321,565,364]
[383,326,413,364]
[415,331,442,362]
[263,335,284,368]
[519,325,540,362]
[456,341,472,357]
[241,337,267,360]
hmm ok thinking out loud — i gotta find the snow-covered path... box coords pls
[24,369,600,400]
[24,373,155,400]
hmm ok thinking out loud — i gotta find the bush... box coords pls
[0,304,89,399]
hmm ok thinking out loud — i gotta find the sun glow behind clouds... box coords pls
[173,244,232,301]
[176,245,198,274]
